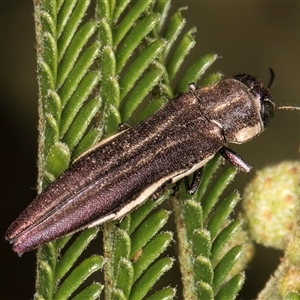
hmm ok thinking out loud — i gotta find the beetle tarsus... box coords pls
[118,123,131,132]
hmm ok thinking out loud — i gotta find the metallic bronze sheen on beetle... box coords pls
[5,74,275,254]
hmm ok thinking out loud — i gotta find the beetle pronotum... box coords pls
[5,71,299,254]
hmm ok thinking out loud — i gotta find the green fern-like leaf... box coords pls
[34,0,104,298]
[173,154,247,299]
[30,0,246,299]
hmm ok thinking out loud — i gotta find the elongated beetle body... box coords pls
[5,74,276,254]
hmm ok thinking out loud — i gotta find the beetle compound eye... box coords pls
[261,97,275,128]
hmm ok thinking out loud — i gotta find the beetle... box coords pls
[5,72,285,254]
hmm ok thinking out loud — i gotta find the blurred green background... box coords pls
[1,1,299,299]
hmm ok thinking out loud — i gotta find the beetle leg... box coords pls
[219,146,251,172]
[185,168,203,194]
[150,183,167,200]
[118,123,131,132]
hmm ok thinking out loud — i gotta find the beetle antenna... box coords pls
[277,105,300,111]
[268,68,275,89]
